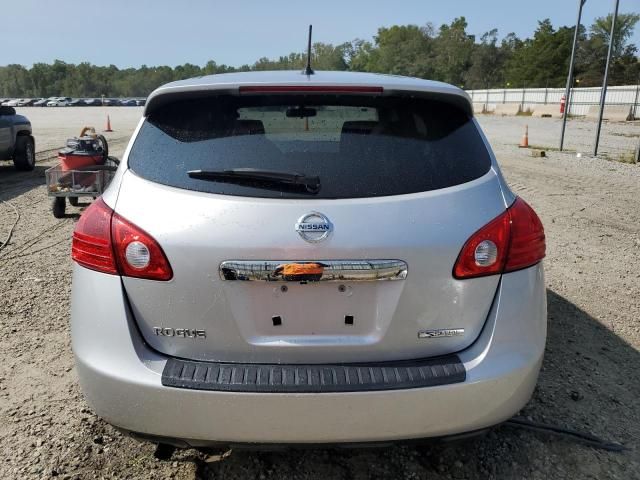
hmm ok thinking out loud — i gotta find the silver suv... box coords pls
[70,71,546,447]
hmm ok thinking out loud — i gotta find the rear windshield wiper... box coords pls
[187,168,320,194]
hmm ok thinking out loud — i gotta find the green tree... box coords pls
[504,19,575,87]
[368,25,435,78]
[433,17,474,86]
[591,13,640,58]
[0,65,30,96]
[465,29,511,89]
[577,13,640,86]
[1,16,638,98]
[342,39,374,72]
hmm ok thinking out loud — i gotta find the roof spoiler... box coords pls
[144,86,472,117]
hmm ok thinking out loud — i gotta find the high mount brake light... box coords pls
[453,197,545,279]
[239,85,384,94]
[71,198,173,281]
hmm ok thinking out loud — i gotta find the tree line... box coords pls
[1,14,638,98]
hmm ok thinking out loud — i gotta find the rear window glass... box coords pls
[129,94,491,199]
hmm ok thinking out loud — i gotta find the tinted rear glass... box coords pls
[129,94,491,199]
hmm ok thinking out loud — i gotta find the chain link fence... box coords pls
[467,85,640,163]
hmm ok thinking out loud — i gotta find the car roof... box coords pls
[145,70,472,116]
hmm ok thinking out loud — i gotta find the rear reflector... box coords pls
[239,85,383,94]
[453,197,545,279]
[71,198,172,281]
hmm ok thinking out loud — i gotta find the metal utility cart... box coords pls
[45,127,119,218]
[46,158,119,218]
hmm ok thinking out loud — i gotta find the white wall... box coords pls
[466,85,640,117]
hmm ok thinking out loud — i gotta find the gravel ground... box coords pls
[477,114,639,161]
[0,111,639,479]
[13,107,143,152]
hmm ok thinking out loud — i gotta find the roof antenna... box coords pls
[304,25,314,75]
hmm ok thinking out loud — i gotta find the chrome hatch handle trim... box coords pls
[219,260,408,282]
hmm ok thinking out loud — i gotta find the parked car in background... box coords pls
[84,98,101,106]
[0,105,36,170]
[135,98,146,106]
[33,98,51,107]
[71,71,547,449]
[17,98,37,107]
[47,97,71,107]
[102,98,117,106]
[69,98,87,107]
[5,99,22,107]
[120,99,137,106]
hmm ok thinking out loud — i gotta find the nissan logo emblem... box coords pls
[295,212,333,243]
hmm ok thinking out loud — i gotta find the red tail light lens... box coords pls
[504,198,546,272]
[71,198,172,281]
[453,197,545,279]
[72,199,118,274]
[453,209,511,279]
[111,213,173,281]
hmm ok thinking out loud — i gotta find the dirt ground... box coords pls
[12,107,144,152]
[0,111,639,479]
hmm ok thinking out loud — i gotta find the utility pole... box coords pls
[633,74,640,120]
[560,0,586,151]
[503,82,510,104]
[593,0,620,156]
[484,81,489,111]
[544,78,549,105]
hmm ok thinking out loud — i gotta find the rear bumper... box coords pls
[71,263,546,445]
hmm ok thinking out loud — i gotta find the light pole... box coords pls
[560,0,586,151]
[593,0,620,156]
[484,81,489,111]
[633,73,640,120]
[569,78,580,112]
[544,78,549,105]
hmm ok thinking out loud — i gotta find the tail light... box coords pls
[111,213,173,280]
[453,197,545,279]
[72,198,173,281]
[71,199,118,275]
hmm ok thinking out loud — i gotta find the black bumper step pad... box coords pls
[162,355,466,393]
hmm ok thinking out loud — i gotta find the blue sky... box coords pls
[2,0,638,68]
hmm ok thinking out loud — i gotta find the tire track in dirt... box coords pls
[499,151,640,236]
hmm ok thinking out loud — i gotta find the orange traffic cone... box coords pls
[104,115,113,132]
[519,124,529,148]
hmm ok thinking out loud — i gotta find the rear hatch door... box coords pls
[116,88,506,363]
